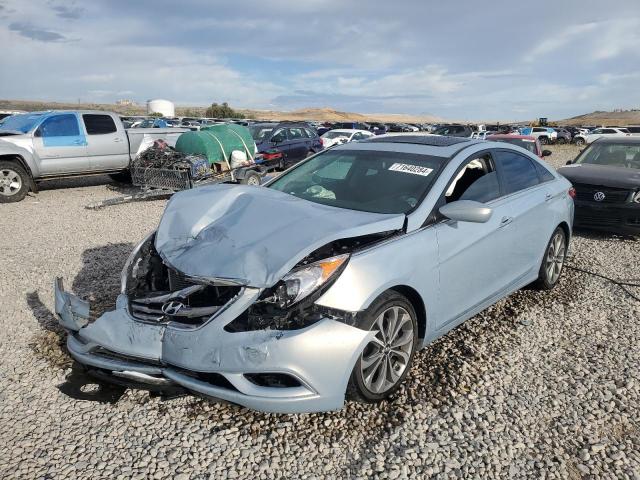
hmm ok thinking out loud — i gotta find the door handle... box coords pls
[545,192,553,201]
[500,216,513,227]
[73,139,83,145]
[113,138,123,142]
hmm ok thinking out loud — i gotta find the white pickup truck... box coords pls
[0,110,186,202]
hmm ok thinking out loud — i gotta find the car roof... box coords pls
[324,129,369,134]
[337,134,481,158]
[487,134,536,140]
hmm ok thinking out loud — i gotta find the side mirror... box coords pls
[34,128,42,137]
[439,200,493,224]
[542,150,552,157]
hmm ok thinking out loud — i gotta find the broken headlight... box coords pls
[120,231,156,294]
[633,190,640,204]
[225,254,349,332]
[268,254,349,308]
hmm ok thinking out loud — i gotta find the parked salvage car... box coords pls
[573,127,631,146]
[249,122,323,169]
[520,127,557,145]
[486,134,552,159]
[320,129,374,148]
[54,135,574,413]
[432,124,473,138]
[0,110,186,202]
[558,137,640,235]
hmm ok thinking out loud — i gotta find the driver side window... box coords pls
[445,154,501,203]
[271,129,287,143]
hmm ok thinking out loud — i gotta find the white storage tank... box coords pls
[146,99,175,117]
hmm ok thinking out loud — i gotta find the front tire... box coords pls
[534,227,567,290]
[556,138,567,145]
[347,291,418,403]
[575,138,585,146]
[539,136,549,145]
[0,161,29,203]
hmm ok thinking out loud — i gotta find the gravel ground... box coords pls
[1,144,639,479]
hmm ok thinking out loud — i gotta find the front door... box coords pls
[432,152,516,330]
[33,113,88,175]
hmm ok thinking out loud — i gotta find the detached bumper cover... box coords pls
[54,280,372,413]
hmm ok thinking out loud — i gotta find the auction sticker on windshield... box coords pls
[389,163,433,176]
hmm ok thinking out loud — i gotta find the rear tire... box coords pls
[539,136,549,145]
[575,138,585,146]
[557,138,567,145]
[534,227,567,290]
[109,170,132,184]
[347,291,418,403]
[0,161,29,203]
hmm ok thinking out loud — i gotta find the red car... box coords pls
[487,134,552,159]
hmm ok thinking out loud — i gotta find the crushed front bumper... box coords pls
[54,279,372,413]
[573,201,640,235]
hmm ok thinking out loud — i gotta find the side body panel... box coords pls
[82,113,130,171]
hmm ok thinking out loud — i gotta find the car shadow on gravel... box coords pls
[27,243,134,403]
[573,227,638,242]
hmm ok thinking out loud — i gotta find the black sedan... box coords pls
[558,138,640,235]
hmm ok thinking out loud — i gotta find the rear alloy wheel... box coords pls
[535,227,567,290]
[575,138,585,146]
[347,291,418,402]
[539,136,549,145]
[0,162,29,203]
[556,138,567,145]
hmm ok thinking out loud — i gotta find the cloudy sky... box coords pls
[2,0,640,120]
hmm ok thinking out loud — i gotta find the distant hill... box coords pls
[557,110,640,126]
[240,107,443,123]
[0,99,443,124]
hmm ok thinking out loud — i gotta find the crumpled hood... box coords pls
[155,184,405,288]
[558,164,640,189]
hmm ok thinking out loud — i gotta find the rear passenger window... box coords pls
[534,161,555,182]
[83,114,117,134]
[495,151,540,194]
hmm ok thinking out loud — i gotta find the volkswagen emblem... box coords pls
[161,301,185,315]
[593,191,606,202]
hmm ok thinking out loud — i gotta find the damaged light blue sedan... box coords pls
[55,135,574,413]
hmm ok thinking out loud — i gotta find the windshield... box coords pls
[0,113,43,133]
[491,137,538,154]
[268,149,444,214]
[322,131,351,139]
[575,143,640,169]
[249,126,274,141]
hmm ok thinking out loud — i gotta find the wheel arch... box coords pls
[388,285,427,342]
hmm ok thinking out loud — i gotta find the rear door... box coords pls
[287,127,309,160]
[493,149,554,280]
[82,113,129,171]
[33,113,89,175]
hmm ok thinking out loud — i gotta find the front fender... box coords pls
[0,139,41,178]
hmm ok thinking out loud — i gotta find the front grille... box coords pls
[575,212,623,226]
[129,268,242,326]
[573,183,631,204]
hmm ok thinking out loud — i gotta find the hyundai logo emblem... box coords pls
[161,301,185,315]
[593,191,606,202]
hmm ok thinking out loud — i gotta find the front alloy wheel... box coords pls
[347,291,418,402]
[0,162,29,203]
